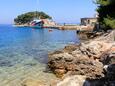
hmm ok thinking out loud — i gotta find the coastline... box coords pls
[3,24,115,86]
[47,30,115,86]
[13,24,94,31]
[0,25,79,86]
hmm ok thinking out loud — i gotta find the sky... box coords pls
[0,0,97,24]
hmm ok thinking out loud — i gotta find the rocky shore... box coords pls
[48,30,115,86]
[21,30,115,86]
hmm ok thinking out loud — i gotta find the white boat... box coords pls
[29,0,43,29]
[30,19,43,28]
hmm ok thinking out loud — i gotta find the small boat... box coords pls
[48,29,53,32]
[29,19,44,29]
[29,0,43,29]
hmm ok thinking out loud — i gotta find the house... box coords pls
[81,17,98,26]
[81,14,99,26]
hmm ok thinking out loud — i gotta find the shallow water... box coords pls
[0,24,79,86]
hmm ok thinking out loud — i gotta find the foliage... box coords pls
[96,0,115,30]
[14,11,52,25]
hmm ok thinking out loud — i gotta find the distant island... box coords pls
[13,11,97,30]
[14,11,52,25]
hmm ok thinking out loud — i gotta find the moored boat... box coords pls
[29,19,43,29]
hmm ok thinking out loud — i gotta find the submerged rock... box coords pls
[21,79,46,86]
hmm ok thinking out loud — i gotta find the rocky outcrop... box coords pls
[77,31,104,41]
[48,41,113,79]
[95,30,115,42]
[99,45,115,86]
[48,30,115,86]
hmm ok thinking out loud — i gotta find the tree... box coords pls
[96,0,115,30]
[14,11,52,25]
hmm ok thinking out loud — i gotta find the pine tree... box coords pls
[96,0,115,30]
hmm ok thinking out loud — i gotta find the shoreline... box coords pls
[48,30,115,86]
[13,24,94,31]
[0,25,80,86]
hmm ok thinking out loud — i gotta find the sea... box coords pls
[0,24,79,86]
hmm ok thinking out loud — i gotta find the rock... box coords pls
[96,44,115,86]
[54,69,67,78]
[54,75,87,86]
[95,30,115,42]
[73,61,104,79]
[50,80,60,86]
[100,45,115,65]
[48,30,115,85]
[103,65,108,72]
[63,44,79,53]
[52,75,106,86]
[106,64,115,79]
[21,79,46,86]
[48,48,104,79]
[48,51,63,60]
[85,41,112,59]
[48,53,74,62]
[102,64,115,86]
[65,63,76,71]
[54,62,65,69]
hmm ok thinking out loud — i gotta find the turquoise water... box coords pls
[0,24,79,86]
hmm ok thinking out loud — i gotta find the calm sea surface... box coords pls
[0,24,79,86]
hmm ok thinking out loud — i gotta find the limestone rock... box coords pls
[21,79,46,86]
[48,47,104,79]
[54,69,67,78]
[48,39,111,79]
[95,30,115,42]
[48,30,115,85]
[54,75,86,86]
[63,44,79,53]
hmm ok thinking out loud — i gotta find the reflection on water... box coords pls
[0,25,79,86]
